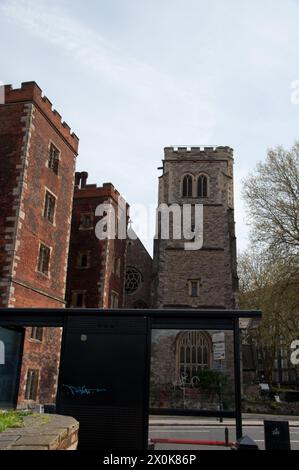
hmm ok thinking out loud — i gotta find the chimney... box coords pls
[75,172,81,188]
[81,171,88,188]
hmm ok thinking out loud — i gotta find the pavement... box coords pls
[149,413,299,427]
[149,414,299,450]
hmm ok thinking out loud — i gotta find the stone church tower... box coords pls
[153,146,239,309]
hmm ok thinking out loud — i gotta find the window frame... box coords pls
[76,251,91,269]
[188,279,201,298]
[176,331,212,384]
[25,368,39,401]
[48,142,60,175]
[79,212,94,231]
[71,290,87,308]
[43,188,57,225]
[37,242,51,277]
[197,173,209,198]
[182,174,194,198]
[30,327,43,342]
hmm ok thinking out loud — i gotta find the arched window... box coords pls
[197,174,208,198]
[176,331,212,383]
[182,175,193,197]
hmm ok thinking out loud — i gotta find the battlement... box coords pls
[3,82,79,153]
[74,172,127,207]
[164,145,234,159]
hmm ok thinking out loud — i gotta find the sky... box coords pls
[1,0,299,255]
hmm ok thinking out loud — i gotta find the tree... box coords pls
[239,249,299,385]
[241,143,299,385]
[243,143,299,256]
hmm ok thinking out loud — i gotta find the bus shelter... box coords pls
[0,308,261,450]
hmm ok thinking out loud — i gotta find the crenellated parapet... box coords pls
[3,81,79,153]
[164,145,234,160]
[74,172,127,208]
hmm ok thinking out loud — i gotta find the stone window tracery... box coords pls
[176,331,212,383]
[125,267,143,294]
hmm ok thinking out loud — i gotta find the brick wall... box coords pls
[66,176,128,309]
[0,82,78,405]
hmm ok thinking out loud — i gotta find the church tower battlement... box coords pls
[153,145,239,310]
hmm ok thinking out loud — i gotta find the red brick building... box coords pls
[0,82,78,405]
[66,173,128,309]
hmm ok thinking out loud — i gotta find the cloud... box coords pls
[4,0,297,253]
[0,0,217,143]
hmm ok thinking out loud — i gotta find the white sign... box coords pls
[214,352,225,360]
[291,340,299,365]
[212,332,225,343]
[259,383,270,391]
[213,342,225,360]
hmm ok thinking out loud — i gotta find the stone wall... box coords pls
[0,414,79,450]
[153,146,238,309]
[150,329,235,411]
[124,235,152,308]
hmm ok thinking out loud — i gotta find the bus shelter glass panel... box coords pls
[150,329,235,412]
[0,327,24,408]
[0,326,62,409]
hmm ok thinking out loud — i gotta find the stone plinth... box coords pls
[0,414,79,450]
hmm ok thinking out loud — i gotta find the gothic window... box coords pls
[182,174,193,197]
[125,267,143,294]
[176,331,212,383]
[197,174,208,198]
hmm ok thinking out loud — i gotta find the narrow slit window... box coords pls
[48,143,60,175]
[37,244,50,276]
[25,369,39,400]
[44,191,56,223]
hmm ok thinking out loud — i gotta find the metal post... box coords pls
[234,317,242,440]
[225,427,229,447]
